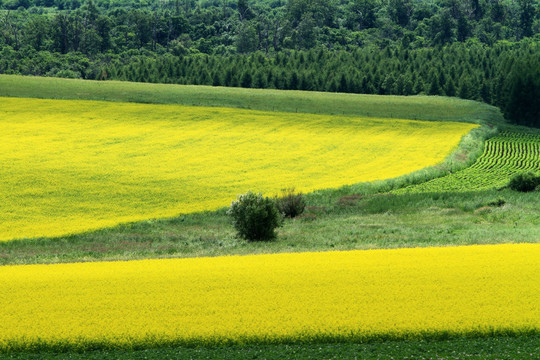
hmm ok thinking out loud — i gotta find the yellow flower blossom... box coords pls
[0,244,537,351]
[0,97,477,241]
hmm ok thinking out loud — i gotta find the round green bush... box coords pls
[508,172,540,192]
[227,191,283,241]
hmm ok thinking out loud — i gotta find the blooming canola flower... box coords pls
[0,244,537,351]
[0,97,477,240]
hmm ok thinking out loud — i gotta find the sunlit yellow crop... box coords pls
[0,244,537,351]
[0,97,477,241]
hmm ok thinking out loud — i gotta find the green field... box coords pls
[0,75,538,359]
[396,131,540,193]
[0,75,501,124]
[0,335,538,360]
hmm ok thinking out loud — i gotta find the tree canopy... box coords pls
[1,0,539,126]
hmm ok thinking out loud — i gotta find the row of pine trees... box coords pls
[102,41,539,127]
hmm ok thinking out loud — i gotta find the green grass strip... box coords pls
[0,335,537,360]
[0,75,501,124]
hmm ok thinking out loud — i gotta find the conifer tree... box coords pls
[241,71,253,88]
[445,78,456,97]
[428,75,441,95]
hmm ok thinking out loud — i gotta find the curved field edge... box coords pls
[0,97,478,241]
[0,75,506,182]
[2,188,539,266]
[0,75,501,177]
[394,131,540,193]
[0,244,538,353]
[0,75,503,125]
[1,335,538,360]
[0,76,502,241]
[1,329,538,354]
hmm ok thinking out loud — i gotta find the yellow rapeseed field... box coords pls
[0,97,477,241]
[0,244,537,351]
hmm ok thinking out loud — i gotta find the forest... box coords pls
[1,0,539,126]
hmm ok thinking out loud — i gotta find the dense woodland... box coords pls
[0,0,539,126]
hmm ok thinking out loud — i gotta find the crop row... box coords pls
[396,131,540,193]
[0,244,538,352]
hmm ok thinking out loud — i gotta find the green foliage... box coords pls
[276,188,306,218]
[227,191,283,241]
[0,75,502,125]
[0,0,538,57]
[237,0,254,21]
[518,0,536,38]
[236,22,258,54]
[508,172,540,192]
[1,335,538,359]
[503,54,540,128]
[396,132,540,193]
[487,197,506,207]
[1,0,540,128]
[55,69,81,78]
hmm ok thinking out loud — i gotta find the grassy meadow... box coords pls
[0,75,501,124]
[1,188,539,265]
[0,75,538,358]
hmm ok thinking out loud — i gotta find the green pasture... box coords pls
[0,75,501,124]
[1,188,538,265]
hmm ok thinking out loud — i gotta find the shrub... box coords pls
[508,172,540,192]
[227,191,283,241]
[487,197,506,207]
[276,188,306,218]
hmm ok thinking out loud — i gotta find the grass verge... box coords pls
[1,189,538,265]
[0,75,502,124]
[0,335,537,359]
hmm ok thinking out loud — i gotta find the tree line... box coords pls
[0,0,539,126]
[105,40,540,127]
[2,0,538,54]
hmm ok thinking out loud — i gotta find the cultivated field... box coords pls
[397,131,540,193]
[0,76,538,359]
[0,96,476,241]
[0,244,538,352]
[0,75,500,124]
